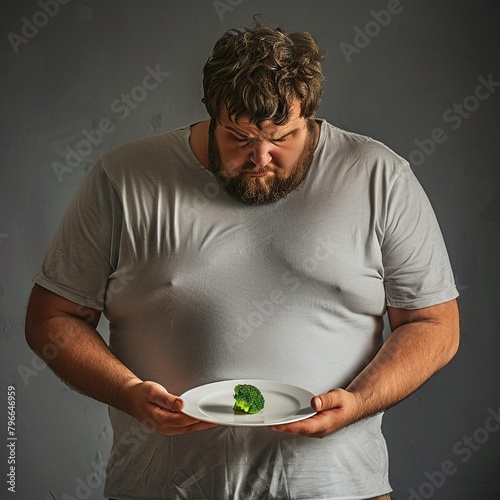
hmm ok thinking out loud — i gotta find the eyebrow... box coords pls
[223,125,300,141]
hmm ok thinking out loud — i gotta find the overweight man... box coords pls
[25,23,459,500]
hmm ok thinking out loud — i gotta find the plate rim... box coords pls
[180,378,317,427]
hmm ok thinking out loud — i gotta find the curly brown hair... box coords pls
[202,24,325,127]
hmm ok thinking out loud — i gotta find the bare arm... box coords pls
[270,299,460,438]
[25,284,215,434]
[345,299,460,419]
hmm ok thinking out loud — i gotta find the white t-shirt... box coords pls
[35,120,458,499]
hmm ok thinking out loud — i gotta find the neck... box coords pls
[189,120,210,169]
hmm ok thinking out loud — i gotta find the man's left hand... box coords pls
[269,388,361,438]
[269,300,460,439]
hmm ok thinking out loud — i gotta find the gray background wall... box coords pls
[1,1,499,499]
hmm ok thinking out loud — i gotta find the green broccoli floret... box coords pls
[232,384,265,414]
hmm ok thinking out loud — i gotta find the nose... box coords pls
[249,142,272,168]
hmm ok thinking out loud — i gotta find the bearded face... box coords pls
[208,104,319,205]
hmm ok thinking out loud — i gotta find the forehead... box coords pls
[218,102,306,137]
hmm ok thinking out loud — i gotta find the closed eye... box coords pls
[272,130,299,143]
[227,132,250,143]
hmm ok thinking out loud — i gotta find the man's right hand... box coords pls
[25,285,216,436]
[122,380,217,435]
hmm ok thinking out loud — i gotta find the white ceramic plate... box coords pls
[180,379,316,426]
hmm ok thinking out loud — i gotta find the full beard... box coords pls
[208,119,318,205]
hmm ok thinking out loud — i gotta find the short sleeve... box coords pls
[382,163,458,309]
[34,161,122,310]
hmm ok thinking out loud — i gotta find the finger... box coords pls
[157,419,219,436]
[139,405,203,430]
[180,421,219,433]
[311,395,323,411]
[311,388,344,412]
[148,385,184,412]
[140,397,189,427]
[270,411,331,436]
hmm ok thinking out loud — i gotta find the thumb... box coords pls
[147,382,184,412]
[311,388,344,412]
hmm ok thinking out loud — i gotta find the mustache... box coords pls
[216,165,273,179]
[240,166,272,174]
